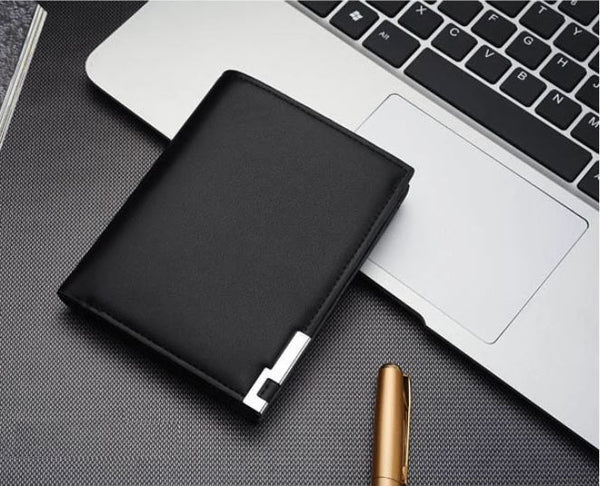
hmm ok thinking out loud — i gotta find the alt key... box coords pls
[364,21,419,68]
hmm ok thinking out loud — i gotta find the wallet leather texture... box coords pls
[58,70,413,414]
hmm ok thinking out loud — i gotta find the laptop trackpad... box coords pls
[358,95,587,343]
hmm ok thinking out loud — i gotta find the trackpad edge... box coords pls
[357,94,587,344]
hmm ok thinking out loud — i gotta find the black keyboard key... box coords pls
[590,52,599,72]
[558,0,599,26]
[577,161,599,200]
[300,1,341,17]
[506,31,551,68]
[520,2,565,39]
[367,1,408,17]
[399,2,443,38]
[432,23,477,60]
[576,75,599,111]
[594,21,599,34]
[404,48,591,180]
[572,112,599,151]
[540,53,585,91]
[488,1,527,17]
[364,20,420,67]
[501,68,547,106]
[466,45,511,82]
[554,22,598,61]
[438,1,483,26]
[330,2,379,39]
[536,89,582,129]
[472,10,517,47]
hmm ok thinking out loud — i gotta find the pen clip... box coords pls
[401,373,411,485]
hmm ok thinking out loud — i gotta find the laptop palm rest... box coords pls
[358,95,586,343]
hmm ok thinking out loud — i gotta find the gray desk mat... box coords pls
[0,3,597,485]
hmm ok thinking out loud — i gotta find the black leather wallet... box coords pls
[58,71,413,415]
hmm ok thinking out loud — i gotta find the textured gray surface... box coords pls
[0,1,36,105]
[0,2,597,485]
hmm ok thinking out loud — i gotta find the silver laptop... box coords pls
[85,1,599,446]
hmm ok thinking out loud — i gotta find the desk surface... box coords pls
[0,2,597,484]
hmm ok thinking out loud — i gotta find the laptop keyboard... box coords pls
[298,0,599,202]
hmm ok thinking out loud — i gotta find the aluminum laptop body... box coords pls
[84,1,599,446]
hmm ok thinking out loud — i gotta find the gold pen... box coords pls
[372,364,411,486]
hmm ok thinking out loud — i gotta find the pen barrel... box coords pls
[372,364,410,486]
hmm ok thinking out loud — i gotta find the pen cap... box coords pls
[372,364,411,486]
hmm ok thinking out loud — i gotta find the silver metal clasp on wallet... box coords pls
[243,331,311,413]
